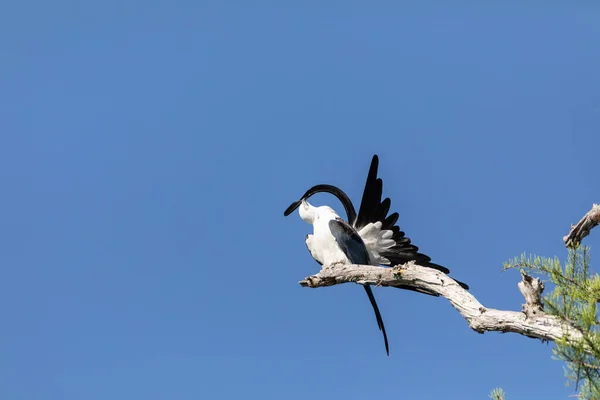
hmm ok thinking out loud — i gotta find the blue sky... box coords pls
[1,3,599,399]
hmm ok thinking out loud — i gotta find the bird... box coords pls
[284,154,468,356]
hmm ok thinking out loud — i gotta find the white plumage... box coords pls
[299,199,395,268]
[299,199,350,266]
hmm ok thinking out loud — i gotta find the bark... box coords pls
[299,261,583,343]
[564,204,600,248]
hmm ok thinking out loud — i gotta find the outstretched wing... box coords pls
[329,218,390,355]
[354,155,469,290]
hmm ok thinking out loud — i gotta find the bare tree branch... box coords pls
[299,261,583,343]
[564,204,600,248]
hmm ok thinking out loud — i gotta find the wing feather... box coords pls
[354,155,469,290]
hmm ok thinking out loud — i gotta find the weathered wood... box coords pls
[299,261,582,343]
[564,203,600,248]
[518,270,544,317]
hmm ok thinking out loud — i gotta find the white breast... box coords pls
[309,209,350,267]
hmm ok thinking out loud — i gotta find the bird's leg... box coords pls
[328,261,346,267]
[323,261,347,273]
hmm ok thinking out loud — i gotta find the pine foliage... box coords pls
[503,245,600,399]
[488,387,506,400]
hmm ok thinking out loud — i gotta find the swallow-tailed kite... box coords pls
[284,155,468,355]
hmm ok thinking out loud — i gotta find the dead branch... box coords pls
[299,261,583,344]
[564,204,600,248]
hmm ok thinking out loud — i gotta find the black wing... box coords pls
[355,155,469,290]
[329,218,390,356]
[329,218,371,265]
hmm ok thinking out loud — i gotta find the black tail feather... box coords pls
[363,284,389,356]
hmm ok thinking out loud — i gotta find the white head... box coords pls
[298,199,340,225]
